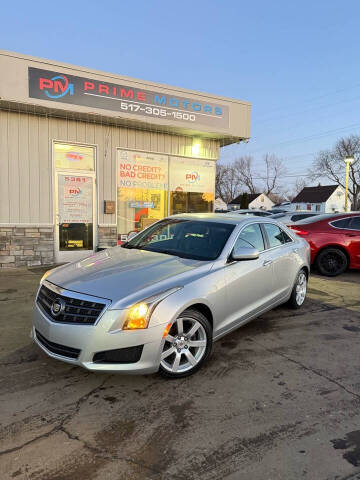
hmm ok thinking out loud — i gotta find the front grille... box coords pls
[37,284,106,325]
[93,345,144,364]
[35,330,81,359]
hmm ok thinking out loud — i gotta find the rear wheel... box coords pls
[288,269,307,309]
[315,248,348,276]
[159,309,212,378]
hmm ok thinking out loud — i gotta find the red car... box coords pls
[288,213,360,276]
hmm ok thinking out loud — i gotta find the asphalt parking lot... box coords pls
[0,268,360,480]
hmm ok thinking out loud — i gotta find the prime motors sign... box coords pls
[28,67,229,128]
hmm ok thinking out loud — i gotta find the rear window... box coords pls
[331,218,352,229]
[350,216,360,230]
[291,213,318,222]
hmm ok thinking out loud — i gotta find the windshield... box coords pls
[122,219,235,261]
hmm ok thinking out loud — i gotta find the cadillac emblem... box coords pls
[51,297,66,317]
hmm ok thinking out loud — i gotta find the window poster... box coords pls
[117,150,168,244]
[58,175,93,224]
[169,157,216,194]
[54,143,95,171]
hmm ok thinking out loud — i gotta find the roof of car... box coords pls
[295,212,360,224]
[229,209,270,213]
[269,212,319,218]
[169,213,279,225]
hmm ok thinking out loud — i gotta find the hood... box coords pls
[46,247,211,308]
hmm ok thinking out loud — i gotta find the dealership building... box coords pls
[0,51,251,267]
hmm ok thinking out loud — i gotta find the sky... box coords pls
[1,0,360,192]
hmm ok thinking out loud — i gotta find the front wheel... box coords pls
[159,309,212,378]
[315,248,348,276]
[288,269,307,309]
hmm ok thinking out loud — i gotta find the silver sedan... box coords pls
[32,214,310,378]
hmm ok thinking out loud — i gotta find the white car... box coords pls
[226,209,272,217]
[269,212,320,225]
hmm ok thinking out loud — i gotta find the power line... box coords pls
[246,122,360,154]
[253,95,360,130]
[254,82,360,123]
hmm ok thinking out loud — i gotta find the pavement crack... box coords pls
[249,338,360,401]
[0,375,112,457]
[59,424,184,480]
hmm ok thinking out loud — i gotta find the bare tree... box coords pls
[262,154,287,196]
[215,163,242,204]
[311,135,360,209]
[287,177,308,201]
[233,156,258,194]
[216,154,288,204]
[233,154,287,196]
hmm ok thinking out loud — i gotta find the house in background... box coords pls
[290,185,346,213]
[214,197,228,211]
[228,193,275,211]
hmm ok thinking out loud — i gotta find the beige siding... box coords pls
[0,111,220,225]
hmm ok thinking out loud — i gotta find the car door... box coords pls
[347,216,360,268]
[330,217,360,268]
[261,223,298,299]
[220,223,276,336]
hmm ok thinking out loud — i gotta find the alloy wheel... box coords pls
[320,251,346,275]
[295,272,307,306]
[160,316,207,374]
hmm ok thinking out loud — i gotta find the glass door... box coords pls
[55,173,96,263]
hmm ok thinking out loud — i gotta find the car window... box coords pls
[291,214,316,222]
[349,217,360,231]
[331,218,352,229]
[234,223,265,251]
[263,223,292,248]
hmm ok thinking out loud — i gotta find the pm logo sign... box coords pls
[39,74,74,99]
[186,172,200,183]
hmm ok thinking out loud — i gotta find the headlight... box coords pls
[122,287,182,330]
[40,269,53,284]
[40,265,62,284]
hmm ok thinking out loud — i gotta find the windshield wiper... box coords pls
[121,244,142,250]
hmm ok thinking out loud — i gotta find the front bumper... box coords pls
[32,299,167,374]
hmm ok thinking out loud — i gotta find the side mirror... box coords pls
[231,246,259,261]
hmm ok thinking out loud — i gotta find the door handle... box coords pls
[263,259,273,267]
[345,233,357,237]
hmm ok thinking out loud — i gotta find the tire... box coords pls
[159,308,212,379]
[288,269,307,309]
[315,248,348,277]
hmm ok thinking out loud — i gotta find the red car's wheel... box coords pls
[315,248,348,276]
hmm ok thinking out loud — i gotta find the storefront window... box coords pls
[169,157,215,215]
[54,143,95,171]
[117,150,168,244]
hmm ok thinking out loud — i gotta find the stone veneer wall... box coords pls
[0,226,54,268]
[98,226,118,249]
